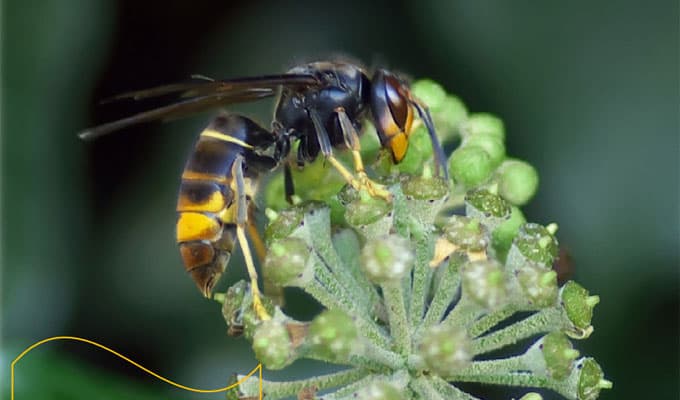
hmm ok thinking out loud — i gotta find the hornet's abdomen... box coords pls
[175,114,276,297]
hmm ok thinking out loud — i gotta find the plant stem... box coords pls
[420,256,462,330]
[304,278,390,347]
[429,376,482,400]
[409,226,434,329]
[472,307,562,355]
[238,367,368,399]
[468,305,517,338]
[382,282,411,355]
[409,376,447,400]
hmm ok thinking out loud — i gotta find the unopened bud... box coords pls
[507,223,559,269]
[252,320,294,369]
[442,215,490,253]
[308,309,359,362]
[516,264,559,308]
[263,238,313,287]
[461,260,508,310]
[576,358,612,400]
[361,235,414,284]
[465,188,512,231]
[560,281,598,338]
[449,146,494,188]
[419,324,472,376]
[461,113,505,142]
[356,381,405,400]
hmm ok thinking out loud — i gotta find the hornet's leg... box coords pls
[309,109,392,201]
[248,202,285,306]
[284,161,296,204]
[232,155,271,320]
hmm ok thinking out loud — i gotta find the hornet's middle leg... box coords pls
[309,109,392,201]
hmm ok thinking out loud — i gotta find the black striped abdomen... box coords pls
[175,114,276,297]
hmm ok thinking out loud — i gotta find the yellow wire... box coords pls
[10,335,262,399]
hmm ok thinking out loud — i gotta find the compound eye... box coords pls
[384,75,411,131]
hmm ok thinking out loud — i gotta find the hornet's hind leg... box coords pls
[232,155,271,320]
[247,201,285,306]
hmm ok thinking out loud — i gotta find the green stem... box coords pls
[446,372,564,396]
[442,296,485,331]
[420,256,462,329]
[304,279,390,347]
[409,376,446,400]
[317,376,376,399]
[238,367,368,399]
[429,376,482,400]
[382,282,411,355]
[468,305,517,338]
[452,355,526,378]
[332,229,381,311]
[409,226,433,329]
[301,207,377,309]
[472,307,562,355]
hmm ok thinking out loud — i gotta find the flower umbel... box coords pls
[216,80,611,399]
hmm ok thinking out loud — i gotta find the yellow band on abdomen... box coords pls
[201,129,254,149]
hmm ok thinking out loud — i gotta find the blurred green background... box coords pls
[1,0,677,399]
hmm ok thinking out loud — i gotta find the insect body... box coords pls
[80,61,448,320]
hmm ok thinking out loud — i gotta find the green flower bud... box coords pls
[432,95,468,142]
[442,215,489,253]
[252,320,293,369]
[497,159,539,206]
[576,358,612,400]
[263,238,312,287]
[461,113,505,142]
[264,205,305,242]
[491,206,526,262]
[220,280,248,337]
[449,146,494,187]
[308,309,359,361]
[516,264,559,308]
[220,281,273,339]
[540,332,579,380]
[507,223,559,269]
[560,281,599,338]
[401,175,449,201]
[361,235,414,284]
[419,324,472,376]
[341,186,393,226]
[411,79,447,109]
[461,260,508,310]
[340,186,394,238]
[401,175,450,225]
[356,381,405,400]
[463,133,506,168]
[465,188,512,231]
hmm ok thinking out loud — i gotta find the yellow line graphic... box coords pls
[10,335,262,399]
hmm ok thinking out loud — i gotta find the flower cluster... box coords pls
[215,80,611,399]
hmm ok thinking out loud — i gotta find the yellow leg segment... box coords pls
[326,156,392,200]
[247,216,267,263]
[334,107,392,201]
[236,226,271,321]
